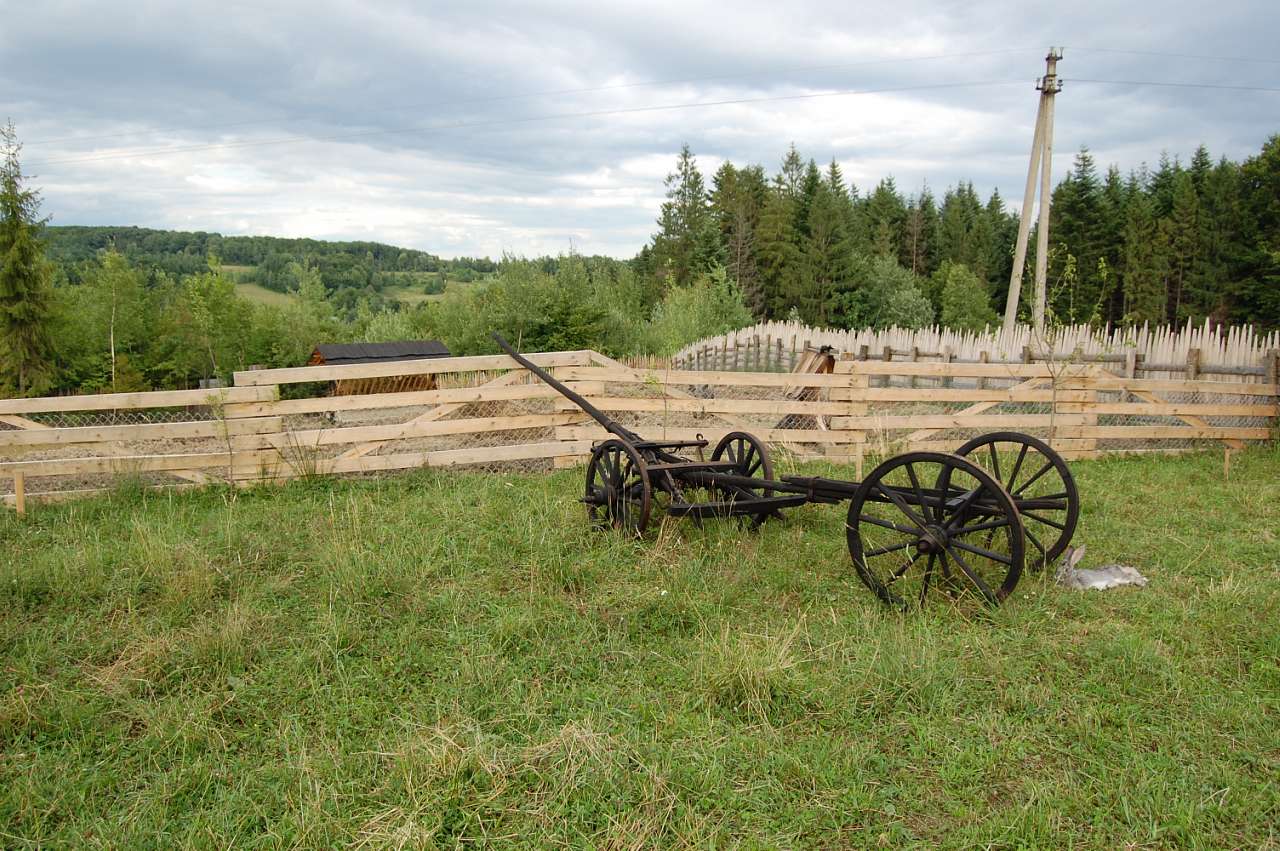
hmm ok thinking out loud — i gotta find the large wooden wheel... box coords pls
[711,431,773,485]
[955,431,1079,569]
[584,439,652,535]
[846,452,1025,611]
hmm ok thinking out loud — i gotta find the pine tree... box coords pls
[650,144,720,288]
[799,181,852,325]
[755,183,800,319]
[865,178,905,259]
[1121,190,1166,324]
[794,159,822,238]
[0,121,55,395]
[711,162,767,318]
[1164,171,1201,323]
[900,183,939,277]
[1049,148,1104,322]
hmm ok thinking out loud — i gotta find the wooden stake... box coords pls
[13,472,24,516]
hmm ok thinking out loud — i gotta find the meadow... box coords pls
[1,449,1277,847]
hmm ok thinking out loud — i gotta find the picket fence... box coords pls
[676,319,1280,382]
[2,348,1277,512]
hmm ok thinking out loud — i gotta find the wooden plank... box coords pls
[555,366,851,388]
[0,416,283,448]
[830,414,1087,430]
[1077,402,1277,417]
[0,385,276,415]
[1055,426,1272,440]
[3,482,202,507]
[1076,377,1279,396]
[557,396,854,416]
[232,350,593,386]
[555,426,868,445]
[221,381,568,417]
[1126,388,1249,450]
[584,351,758,434]
[272,413,581,448]
[336,366,536,462]
[0,414,49,429]
[249,440,597,479]
[853,387,1090,403]
[0,451,237,478]
[848,361,1076,379]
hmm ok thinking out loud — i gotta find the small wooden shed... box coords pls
[307,340,451,395]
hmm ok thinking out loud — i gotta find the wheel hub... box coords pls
[914,525,949,554]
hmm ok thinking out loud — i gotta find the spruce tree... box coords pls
[755,183,800,319]
[650,144,720,288]
[0,121,55,395]
[1121,190,1166,324]
[1165,171,1201,323]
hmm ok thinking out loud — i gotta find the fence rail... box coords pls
[2,349,1277,510]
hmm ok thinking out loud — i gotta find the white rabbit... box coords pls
[1055,545,1148,591]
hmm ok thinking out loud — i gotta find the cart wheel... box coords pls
[712,431,775,525]
[712,431,773,483]
[846,452,1025,611]
[585,439,652,535]
[956,431,1079,569]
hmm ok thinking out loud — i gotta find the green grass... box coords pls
[1,450,1277,847]
[234,281,296,308]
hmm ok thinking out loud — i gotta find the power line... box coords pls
[27,79,1027,170]
[1064,78,1280,93]
[1066,46,1280,66]
[25,48,1039,148]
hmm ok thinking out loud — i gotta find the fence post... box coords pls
[835,359,869,480]
[977,350,989,390]
[13,472,24,516]
[1265,349,1279,386]
[1186,347,1201,380]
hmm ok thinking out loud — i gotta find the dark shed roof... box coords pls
[311,340,451,365]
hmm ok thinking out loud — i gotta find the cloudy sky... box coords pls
[3,0,1277,259]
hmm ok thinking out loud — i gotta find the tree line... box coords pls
[636,136,1280,332]
[2,117,1277,398]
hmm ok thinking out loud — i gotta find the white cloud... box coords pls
[3,0,1276,258]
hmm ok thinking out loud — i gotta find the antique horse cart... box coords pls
[494,335,1079,609]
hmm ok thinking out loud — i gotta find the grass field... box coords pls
[1,449,1277,847]
[233,281,297,308]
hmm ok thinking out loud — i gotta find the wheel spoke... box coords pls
[1013,460,1054,495]
[885,550,925,584]
[945,546,998,604]
[949,517,1012,536]
[855,514,921,535]
[1006,442,1030,492]
[919,553,936,607]
[948,537,1013,566]
[905,462,932,523]
[865,539,916,558]
[1021,509,1067,530]
[987,442,1002,486]
[876,483,930,531]
[1025,526,1048,557]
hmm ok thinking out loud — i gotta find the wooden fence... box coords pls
[676,319,1280,382]
[3,349,1277,511]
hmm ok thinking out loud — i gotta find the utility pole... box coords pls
[1002,48,1063,336]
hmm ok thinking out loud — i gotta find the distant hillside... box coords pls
[44,225,496,310]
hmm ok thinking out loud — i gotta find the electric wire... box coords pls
[25,47,1039,148]
[27,79,1027,170]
